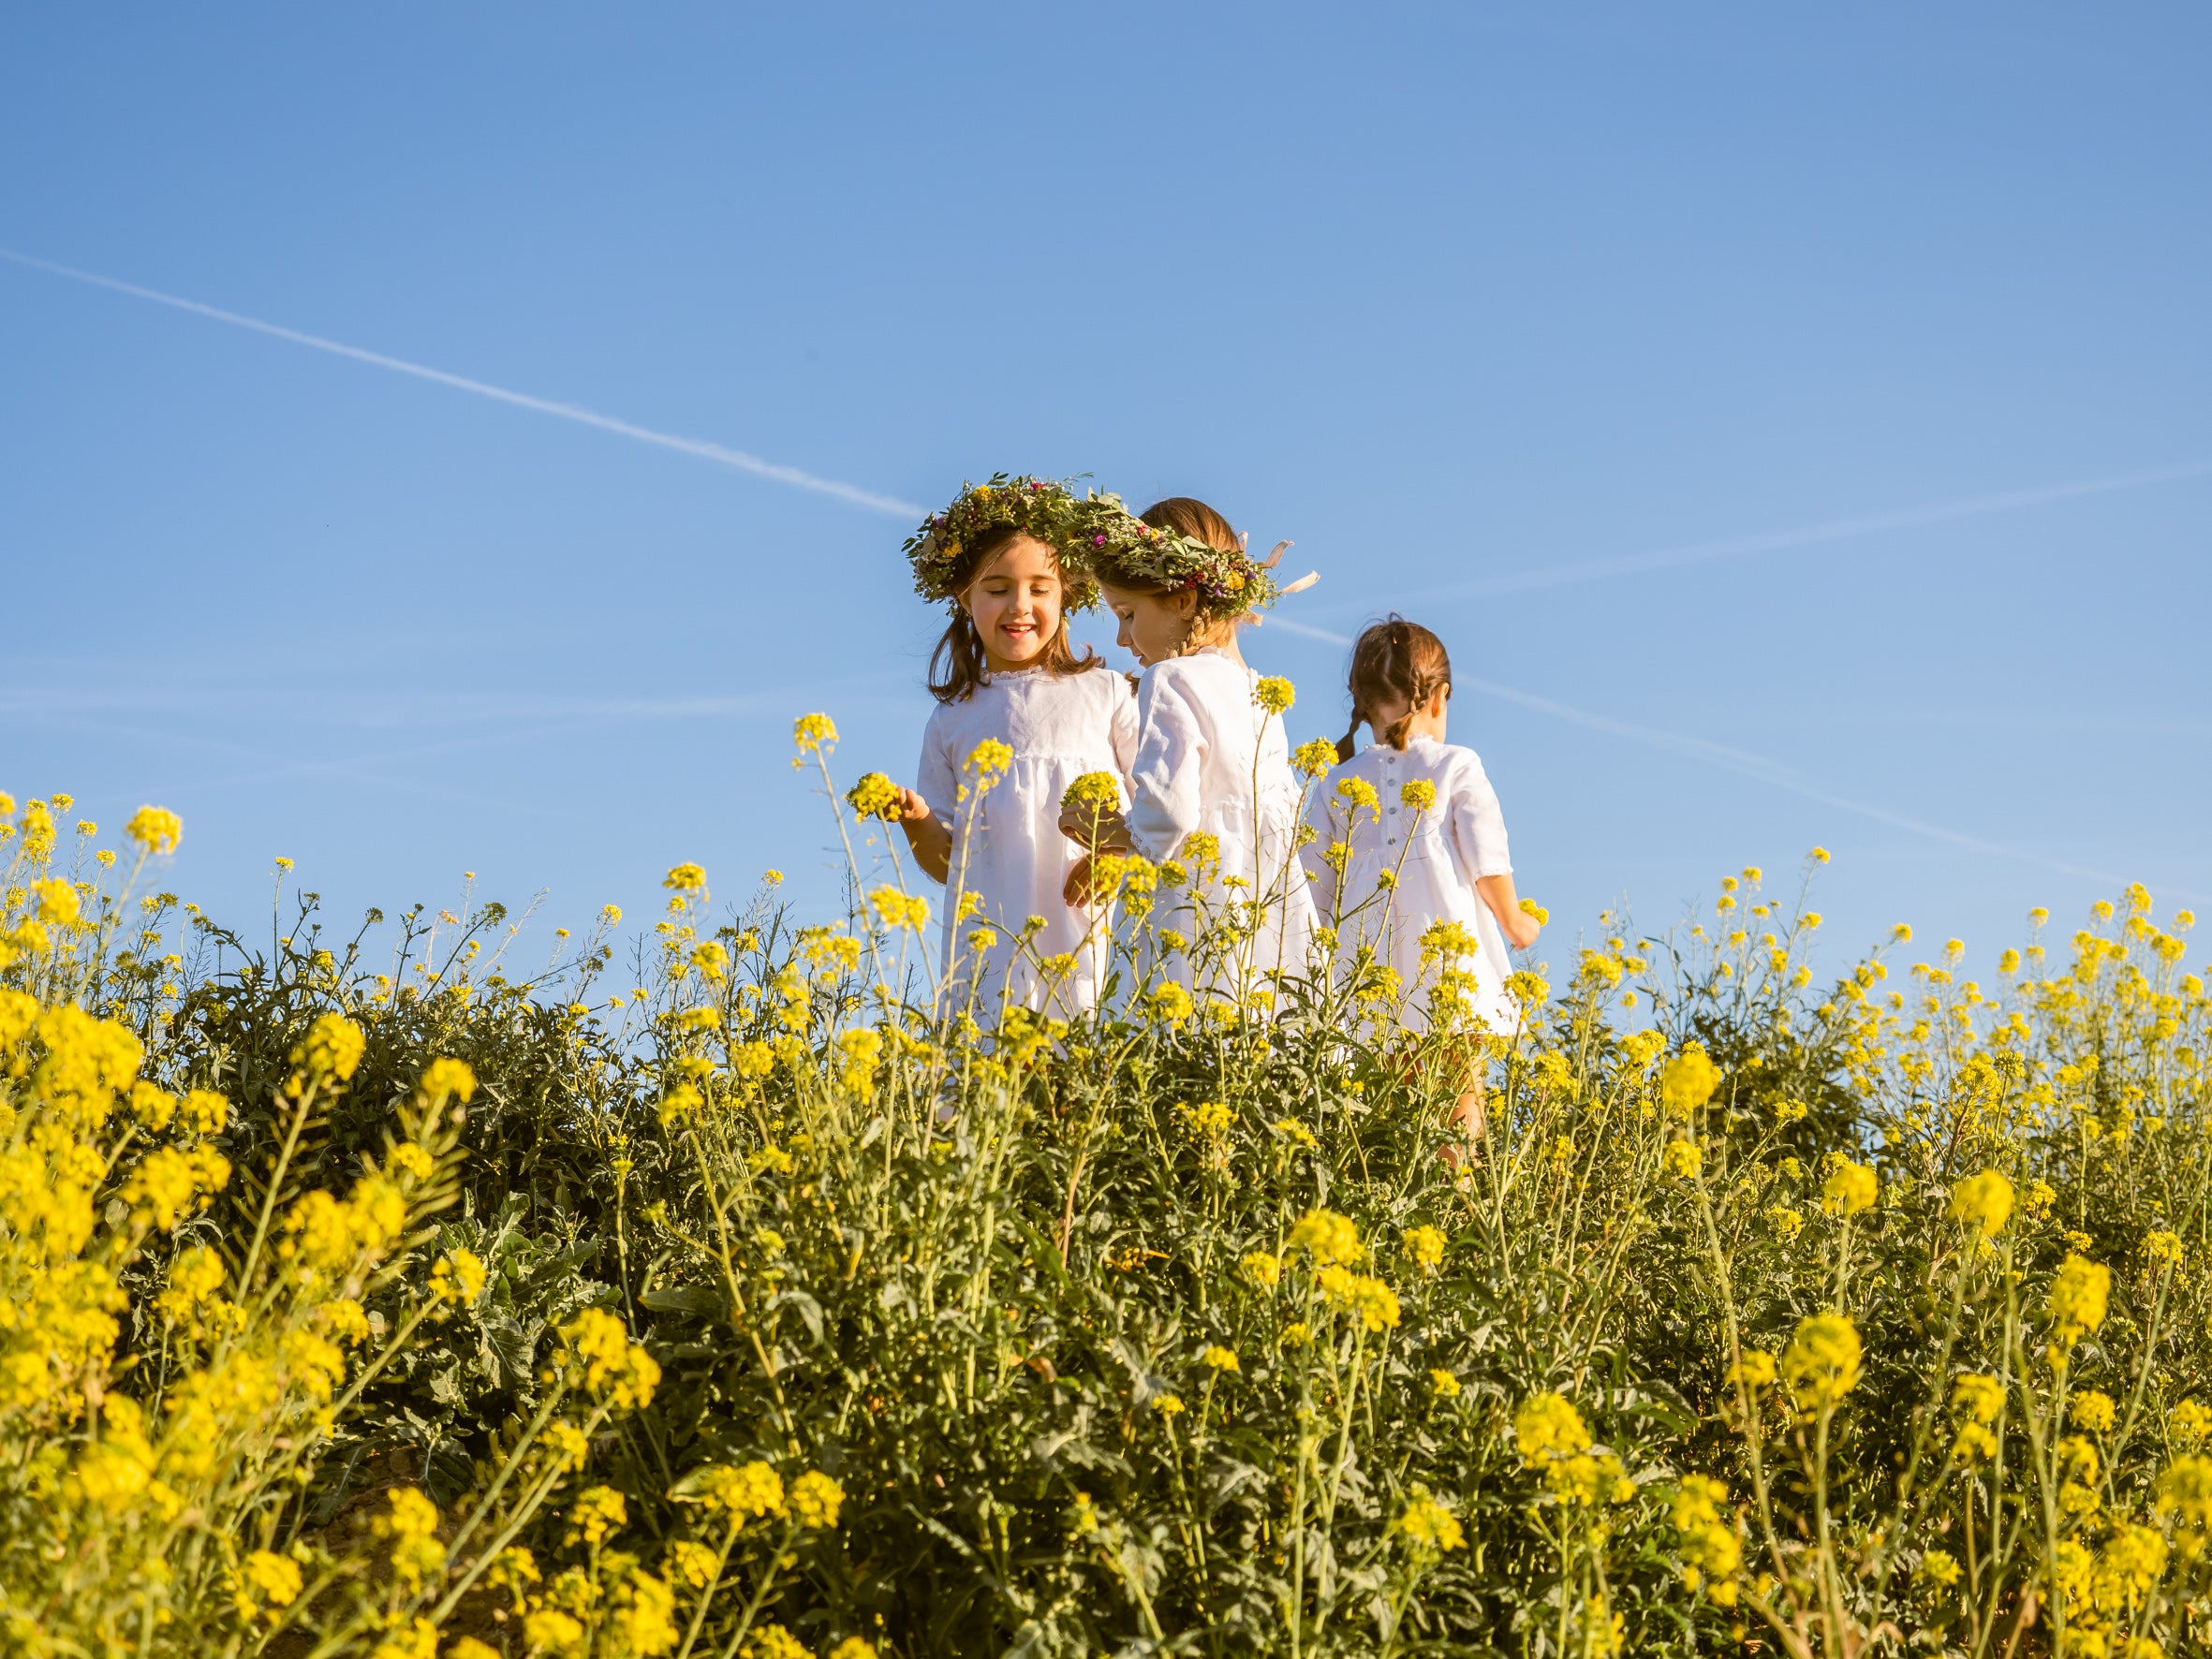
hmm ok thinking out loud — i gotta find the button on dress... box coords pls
[1299,735,1519,1033]
[1125,647,1318,993]
[916,664,1138,1015]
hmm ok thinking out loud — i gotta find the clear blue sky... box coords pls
[6,4,2207,980]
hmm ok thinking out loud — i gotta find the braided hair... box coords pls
[1336,615,1453,762]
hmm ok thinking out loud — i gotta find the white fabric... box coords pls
[1299,736,1519,1033]
[916,664,1138,1014]
[1126,647,1317,992]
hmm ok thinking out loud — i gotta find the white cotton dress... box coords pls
[1125,647,1318,993]
[916,664,1138,1016]
[1299,736,1520,1033]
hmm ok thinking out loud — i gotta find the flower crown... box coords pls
[1073,497,1315,623]
[903,476,1099,611]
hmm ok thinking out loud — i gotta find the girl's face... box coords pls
[1099,581,1200,668]
[964,534,1065,672]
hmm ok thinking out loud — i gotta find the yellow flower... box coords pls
[1918,1548,1962,1588]
[1727,1351,1777,1390]
[1254,676,1295,714]
[867,886,930,932]
[1781,1313,1862,1410]
[692,1461,785,1522]
[559,1307,660,1410]
[32,878,80,927]
[238,1549,302,1613]
[845,771,904,820]
[2072,1390,2117,1433]
[1953,1373,2005,1424]
[965,738,1013,777]
[792,712,839,753]
[1400,778,1438,811]
[289,1012,366,1092]
[2170,1400,2212,1451]
[1430,1369,1462,1398]
[2048,1253,2111,1352]
[1950,1169,2014,1239]
[1765,1206,1804,1241]
[789,1470,845,1529]
[1403,1225,1447,1268]
[1060,770,1120,811]
[125,805,183,854]
[1202,1345,1239,1373]
[1318,1266,1402,1331]
[1154,1393,1186,1417]
[1291,738,1338,780]
[1662,1138,1704,1180]
[1394,1491,1465,1551]
[1659,1048,1720,1115]
[1821,1155,1878,1217]
[2146,1230,2185,1266]
[418,1056,477,1105]
[524,1608,585,1653]
[376,1488,447,1589]
[568,1485,627,1546]
[1288,1208,1363,1267]
[1334,776,1381,823]
[741,1625,809,1659]
[1242,1252,1282,1289]
[1515,1392,1592,1465]
[829,1641,879,1659]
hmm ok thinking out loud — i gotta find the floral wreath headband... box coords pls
[1073,497,1320,624]
[903,475,1102,612]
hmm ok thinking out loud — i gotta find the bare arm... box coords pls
[896,787,953,885]
[1477,874,1541,950]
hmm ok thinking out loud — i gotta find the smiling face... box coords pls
[962,533,1066,672]
[1098,580,1201,668]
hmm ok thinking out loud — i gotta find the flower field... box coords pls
[2,722,2208,1659]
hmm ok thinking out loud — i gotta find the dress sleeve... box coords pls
[1447,752,1513,884]
[1108,673,1141,802]
[1127,664,1206,862]
[916,709,957,837]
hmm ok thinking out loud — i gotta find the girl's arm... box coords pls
[1119,665,1205,863]
[906,728,957,885]
[1448,756,1541,950]
[895,788,953,884]
[1477,873,1541,950]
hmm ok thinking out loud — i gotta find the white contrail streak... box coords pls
[1392,459,2212,604]
[1261,616,2132,885]
[0,246,926,519]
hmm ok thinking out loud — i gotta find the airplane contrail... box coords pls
[0,246,927,519]
[1384,458,2212,605]
[1261,615,2136,887]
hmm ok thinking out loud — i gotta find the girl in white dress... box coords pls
[1055,496,1318,997]
[890,478,1138,1016]
[1302,616,1542,1133]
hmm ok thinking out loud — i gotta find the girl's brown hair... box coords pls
[1139,495,1240,559]
[926,523,1098,703]
[1337,614,1453,761]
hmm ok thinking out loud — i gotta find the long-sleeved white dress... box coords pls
[1299,736,1520,1033]
[1125,647,1318,993]
[916,664,1138,1015]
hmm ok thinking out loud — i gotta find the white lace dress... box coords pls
[1125,647,1318,993]
[916,664,1138,1015]
[1299,736,1520,1033]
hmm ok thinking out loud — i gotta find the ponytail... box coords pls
[1335,715,1364,765]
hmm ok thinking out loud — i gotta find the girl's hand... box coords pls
[1501,909,1541,951]
[1057,800,1130,852]
[894,788,953,884]
[1062,853,1101,910]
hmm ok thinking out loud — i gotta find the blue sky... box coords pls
[5,4,2206,980]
